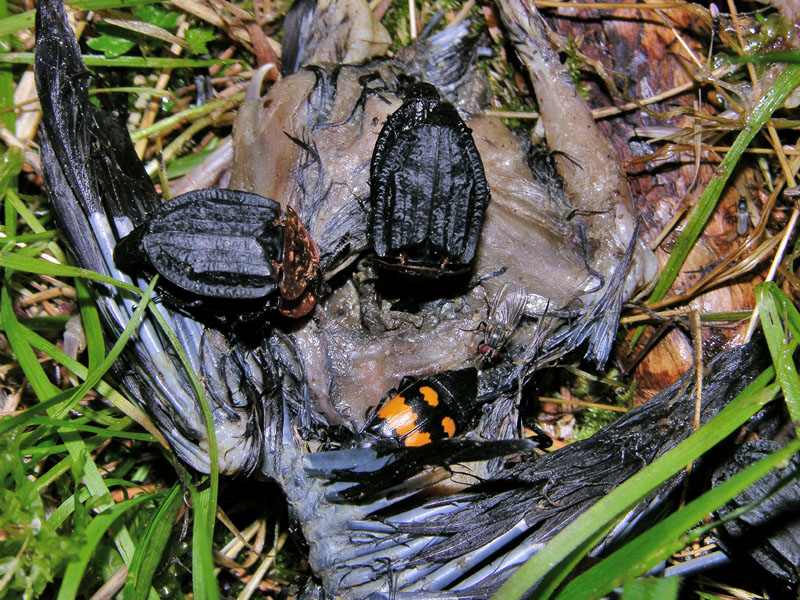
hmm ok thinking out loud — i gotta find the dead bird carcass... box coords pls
[33,0,792,597]
[226,2,656,428]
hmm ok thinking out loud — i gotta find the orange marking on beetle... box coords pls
[419,386,439,407]
[404,430,432,447]
[441,416,456,437]
[377,395,418,436]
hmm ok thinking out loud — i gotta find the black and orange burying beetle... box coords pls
[364,366,553,451]
[365,368,479,447]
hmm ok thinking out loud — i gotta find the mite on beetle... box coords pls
[114,188,320,319]
[369,82,490,280]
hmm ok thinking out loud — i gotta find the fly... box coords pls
[478,282,528,362]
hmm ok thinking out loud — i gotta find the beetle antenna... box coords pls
[468,265,507,289]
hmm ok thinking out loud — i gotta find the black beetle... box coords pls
[369,82,489,280]
[114,188,320,318]
[364,367,479,447]
[318,366,552,504]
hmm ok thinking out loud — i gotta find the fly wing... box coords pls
[489,283,527,331]
[141,189,283,299]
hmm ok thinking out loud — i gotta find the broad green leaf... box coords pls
[165,142,219,178]
[135,4,179,30]
[185,27,216,55]
[87,34,137,59]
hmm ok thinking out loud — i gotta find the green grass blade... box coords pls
[190,482,220,600]
[0,0,15,133]
[6,188,48,233]
[0,1,168,38]
[53,276,158,418]
[56,492,160,600]
[47,486,90,530]
[1,231,59,245]
[648,64,800,305]
[493,367,778,600]
[75,278,105,371]
[0,252,143,293]
[69,0,164,8]
[556,422,799,600]
[6,188,70,264]
[146,307,220,600]
[728,51,800,64]
[3,264,152,565]
[779,283,800,340]
[12,314,71,329]
[620,577,680,600]
[130,93,243,141]
[124,484,183,600]
[21,416,155,441]
[147,305,218,470]
[0,318,167,445]
[0,390,74,436]
[1,281,61,401]
[0,52,235,67]
[0,10,33,38]
[0,147,23,200]
[757,282,800,425]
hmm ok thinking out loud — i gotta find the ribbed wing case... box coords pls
[370,84,489,272]
[116,188,283,299]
